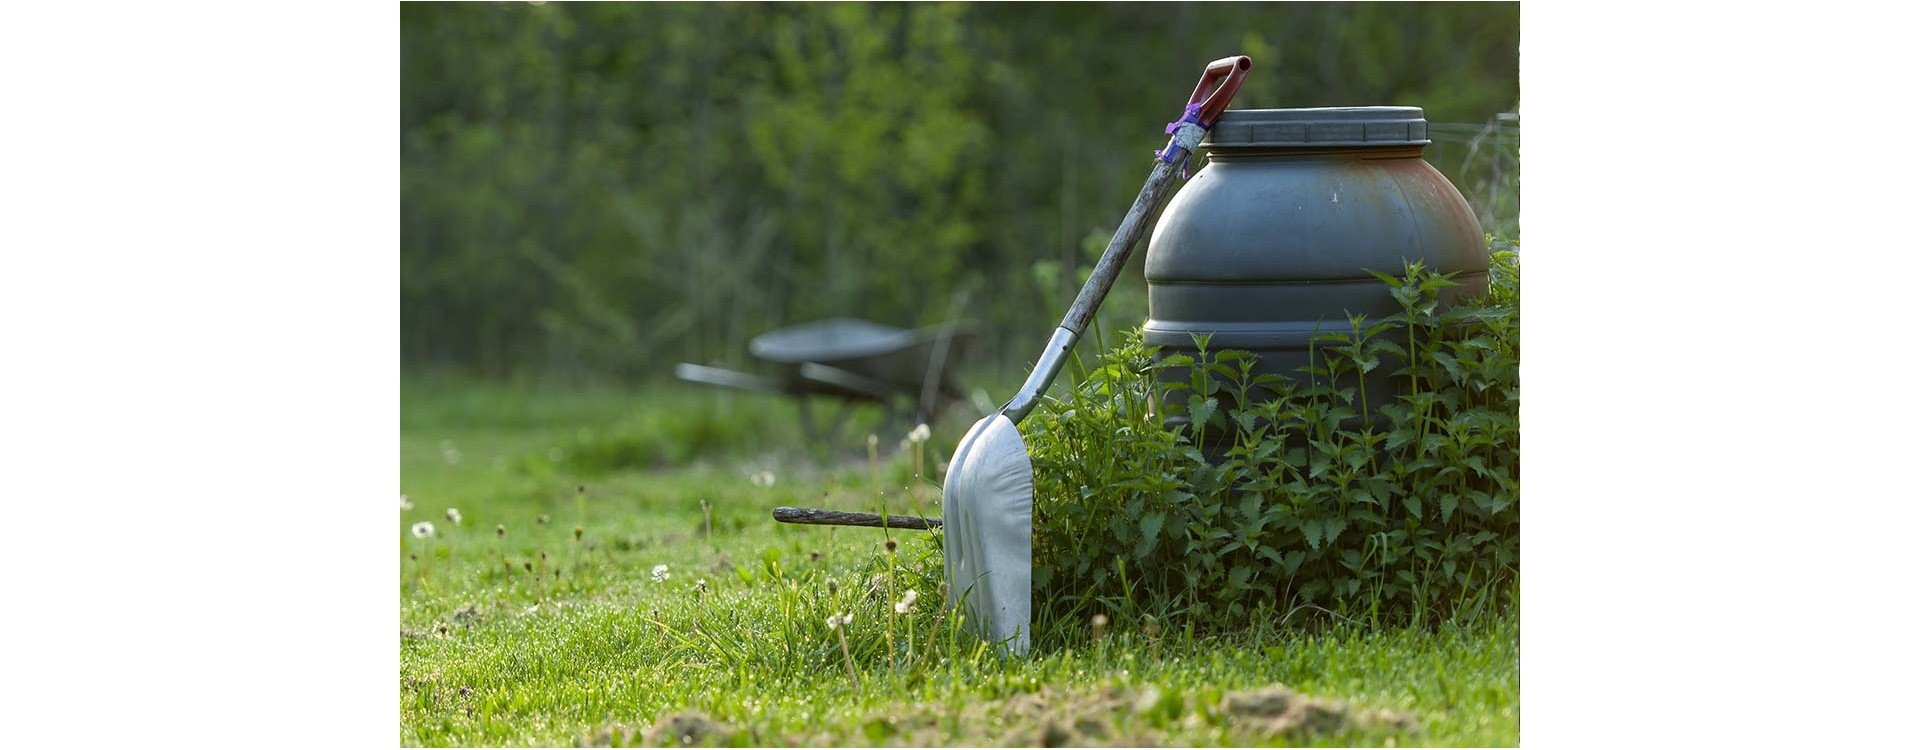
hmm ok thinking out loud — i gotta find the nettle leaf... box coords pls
[1133,510,1166,559]
[1283,549,1307,575]
[1187,395,1220,430]
[1301,519,1324,550]
[1283,448,1308,469]
[1228,564,1254,590]
[1367,268,1406,289]
[1323,518,1347,547]
[1440,494,1459,523]
[1463,455,1490,478]
[1404,495,1423,519]
[1251,436,1283,464]
[1417,273,1460,294]
[1233,408,1258,434]
[1237,493,1263,523]
[1368,476,1397,504]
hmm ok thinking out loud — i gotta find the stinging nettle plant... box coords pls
[1022,250,1519,634]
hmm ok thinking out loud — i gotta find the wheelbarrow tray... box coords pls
[746,317,969,398]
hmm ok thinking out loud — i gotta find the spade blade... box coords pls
[940,413,1033,656]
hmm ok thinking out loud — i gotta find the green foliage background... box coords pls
[402,2,1520,380]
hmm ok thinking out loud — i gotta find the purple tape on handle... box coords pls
[1153,103,1208,179]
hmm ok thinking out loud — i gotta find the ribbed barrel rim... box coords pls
[1201,106,1429,148]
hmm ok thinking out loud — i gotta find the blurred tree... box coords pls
[401,2,1519,381]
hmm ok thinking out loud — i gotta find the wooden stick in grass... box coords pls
[772,507,942,531]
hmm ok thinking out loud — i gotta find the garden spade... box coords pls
[941,56,1250,655]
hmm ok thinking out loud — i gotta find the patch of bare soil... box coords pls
[582,683,1413,748]
[851,682,1414,747]
[1214,685,1414,740]
[584,711,739,748]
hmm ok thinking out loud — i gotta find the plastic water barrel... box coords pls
[1143,106,1488,429]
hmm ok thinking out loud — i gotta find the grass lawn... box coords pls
[399,378,1519,747]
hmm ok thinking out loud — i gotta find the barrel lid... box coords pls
[1201,106,1429,148]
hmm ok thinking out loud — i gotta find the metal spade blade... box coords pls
[940,413,1033,654]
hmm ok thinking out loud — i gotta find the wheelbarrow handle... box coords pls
[773,506,942,531]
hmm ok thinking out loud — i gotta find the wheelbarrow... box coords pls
[674,313,975,449]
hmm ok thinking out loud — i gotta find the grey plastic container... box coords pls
[1143,107,1488,433]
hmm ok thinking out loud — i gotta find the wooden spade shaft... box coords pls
[772,506,942,531]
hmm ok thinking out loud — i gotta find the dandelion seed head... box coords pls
[496,524,506,538]
[909,423,932,444]
[651,564,670,583]
[444,508,462,525]
[895,589,919,614]
[400,494,414,511]
[412,521,435,539]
